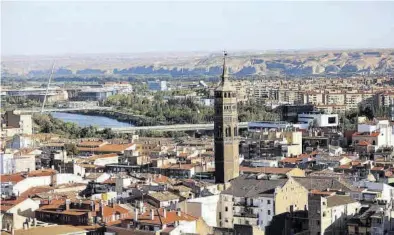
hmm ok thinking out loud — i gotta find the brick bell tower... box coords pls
[214,51,240,184]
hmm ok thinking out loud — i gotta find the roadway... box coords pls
[108,122,249,133]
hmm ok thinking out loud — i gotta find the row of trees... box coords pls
[33,113,117,139]
[33,113,190,139]
[103,93,280,125]
[3,96,42,109]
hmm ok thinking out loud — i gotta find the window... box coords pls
[225,206,228,212]
[267,200,271,204]
[268,210,271,215]
[225,127,231,137]
[317,220,320,226]
[328,117,336,124]
[219,212,222,219]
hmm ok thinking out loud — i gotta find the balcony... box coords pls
[233,201,247,206]
[234,212,258,218]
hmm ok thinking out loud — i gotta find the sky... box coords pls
[2,1,394,56]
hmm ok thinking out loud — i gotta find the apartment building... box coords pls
[1,110,33,137]
[308,193,361,235]
[217,175,308,233]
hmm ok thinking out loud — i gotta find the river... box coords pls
[51,112,133,128]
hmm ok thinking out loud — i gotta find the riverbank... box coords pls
[51,112,134,128]
[67,109,163,126]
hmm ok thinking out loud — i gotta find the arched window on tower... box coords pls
[225,126,231,137]
[234,127,238,136]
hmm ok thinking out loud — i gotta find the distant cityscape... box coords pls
[1,50,394,235]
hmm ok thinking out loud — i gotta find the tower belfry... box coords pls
[214,51,240,184]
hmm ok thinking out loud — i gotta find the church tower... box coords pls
[214,51,240,184]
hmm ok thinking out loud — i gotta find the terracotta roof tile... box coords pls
[353,132,380,137]
[0,198,28,212]
[27,169,56,177]
[280,157,302,164]
[371,166,384,171]
[133,208,197,225]
[357,141,370,146]
[240,166,293,174]
[78,143,134,153]
[338,164,352,169]
[1,174,25,183]
[78,141,106,147]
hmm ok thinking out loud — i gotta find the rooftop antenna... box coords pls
[41,62,56,113]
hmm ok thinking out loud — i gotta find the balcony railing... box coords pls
[234,212,258,218]
[233,201,247,206]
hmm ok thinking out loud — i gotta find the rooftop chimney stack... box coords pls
[65,199,71,211]
[163,209,167,218]
[150,209,154,220]
[134,208,139,221]
[90,201,95,212]
[99,200,104,218]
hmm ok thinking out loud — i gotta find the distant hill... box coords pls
[2,49,394,77]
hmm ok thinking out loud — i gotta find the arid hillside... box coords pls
[2,49,394,77]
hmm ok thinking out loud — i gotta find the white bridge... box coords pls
[16,107,113,114]
[108,122,249,133]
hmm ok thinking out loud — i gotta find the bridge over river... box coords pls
[107,122,249,133]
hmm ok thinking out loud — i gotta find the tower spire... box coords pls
[221,50,229,83]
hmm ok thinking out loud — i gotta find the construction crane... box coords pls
[41,62,56,113]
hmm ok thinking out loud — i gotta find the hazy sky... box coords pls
[2,1,394,56]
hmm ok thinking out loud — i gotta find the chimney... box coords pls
[134,208,139,221]
[65,199,71,211]
[99,200,104,218]
[90,201,95,212]
[163,209,167,218]
[176,209,181,216]
[150,209,154,220]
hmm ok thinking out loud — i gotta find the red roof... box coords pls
[78,143,134,153]
[353,132,380,137]
[371,166,384,171]
[28,169,56,177]
[358,141,370,146]
[338,164,352,169]
[1,174,25,183]
[0,198,28,212]
[240,166,294,174]
[130,208,197,225]
[280,157,302,164]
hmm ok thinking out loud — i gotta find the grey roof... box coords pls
[293,176,353,192]
[326,195,357,208]
[221,174,287,198]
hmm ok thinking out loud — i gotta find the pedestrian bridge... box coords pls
[16,106,113,114]
[108,122,249,133]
